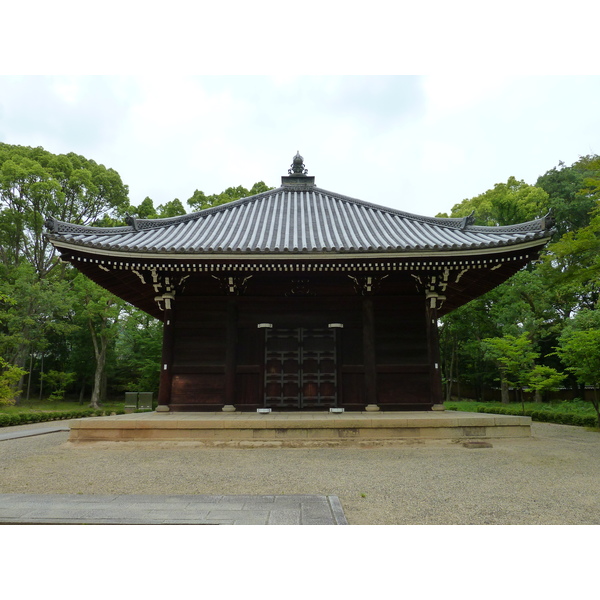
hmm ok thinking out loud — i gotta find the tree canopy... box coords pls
[0,143,129,277]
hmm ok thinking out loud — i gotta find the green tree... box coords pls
[440,159,600,407]
[540,202,600,309]
[536,155,600,237]
[0,143,129,277]
[72,273,125,409]
[188,181,273,211]
[134,197,158,219]
[0,357,27,406]
[42,369,77,401]
[481,334,538,405]
[440,176,548,226]
[0,262,76,400]
[555,327,600,427]
[157,198,186,218]
[527,365,566,403]
[113,307,162,394]
[440,296,502,400]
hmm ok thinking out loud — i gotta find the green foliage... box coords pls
[555,326,600,425]
[113,307,162,394]
[127,197,188,219]
[42,370,77,401]
[555,312,600,389]
[0,261,77,373]
[527,365,566,394]
[481,334,538,389]
[445,400,598,428]
[540,202,600,302]
[0,357,27,405]
[71,273,125,408]
[442,155,600,411]
[535,155,600,237]
[134,196,158,219]
[0,142,129,277]
[446,176,548,226]
[0,406,127,428]
[156,198,186,217]
[187,181,273,211]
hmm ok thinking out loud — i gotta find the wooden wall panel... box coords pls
[340,371,366,409]
[171,373,225,406]
[377,371,431,409]
[374,297,428,366]
[235,371,261,408]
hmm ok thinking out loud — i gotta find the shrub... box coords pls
[454,402,597,427]
[0,359,28,406]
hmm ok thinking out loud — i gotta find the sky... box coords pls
[1,74,599,218]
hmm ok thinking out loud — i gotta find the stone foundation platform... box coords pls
[68,410,531,446]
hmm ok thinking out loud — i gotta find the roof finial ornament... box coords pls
[288,151,308,176]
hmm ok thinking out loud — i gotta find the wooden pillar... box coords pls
[426,292,444,410]
[362,297,378,408]
[224,298,237,408]
[157,294,175,411]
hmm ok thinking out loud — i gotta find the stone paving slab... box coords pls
[0,426,70,441]
[0,494,348,525]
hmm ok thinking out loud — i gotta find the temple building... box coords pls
[45,153,554,412]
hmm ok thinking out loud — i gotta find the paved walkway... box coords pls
[0,493,347,525]
[0,426,69,442]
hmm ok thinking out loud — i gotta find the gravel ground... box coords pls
[1,420,599,525]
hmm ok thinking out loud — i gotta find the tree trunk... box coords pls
[26,351,34,403]
[534,389,543,403]
[100,371,107,404]
[38,353,44,402]
[89,344,106,409]
[444,339,456,403]
[88,320,108,410]
[78,379,85,405]
[501,379,510,404]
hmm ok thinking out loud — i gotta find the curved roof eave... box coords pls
[48,235,551,263]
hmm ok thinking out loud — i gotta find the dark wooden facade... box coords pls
[162,276,431,411]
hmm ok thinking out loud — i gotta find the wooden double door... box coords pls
[263,327,338,409]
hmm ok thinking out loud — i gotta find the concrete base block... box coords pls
[222,405,237,412]
[156,405,170,413]
[364,404,380,412]
[68,411,532,444]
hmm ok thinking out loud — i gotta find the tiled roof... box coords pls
[45,182,554,257]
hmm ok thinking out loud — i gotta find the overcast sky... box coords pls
[1,75,598,218]
[1,1,598,222]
